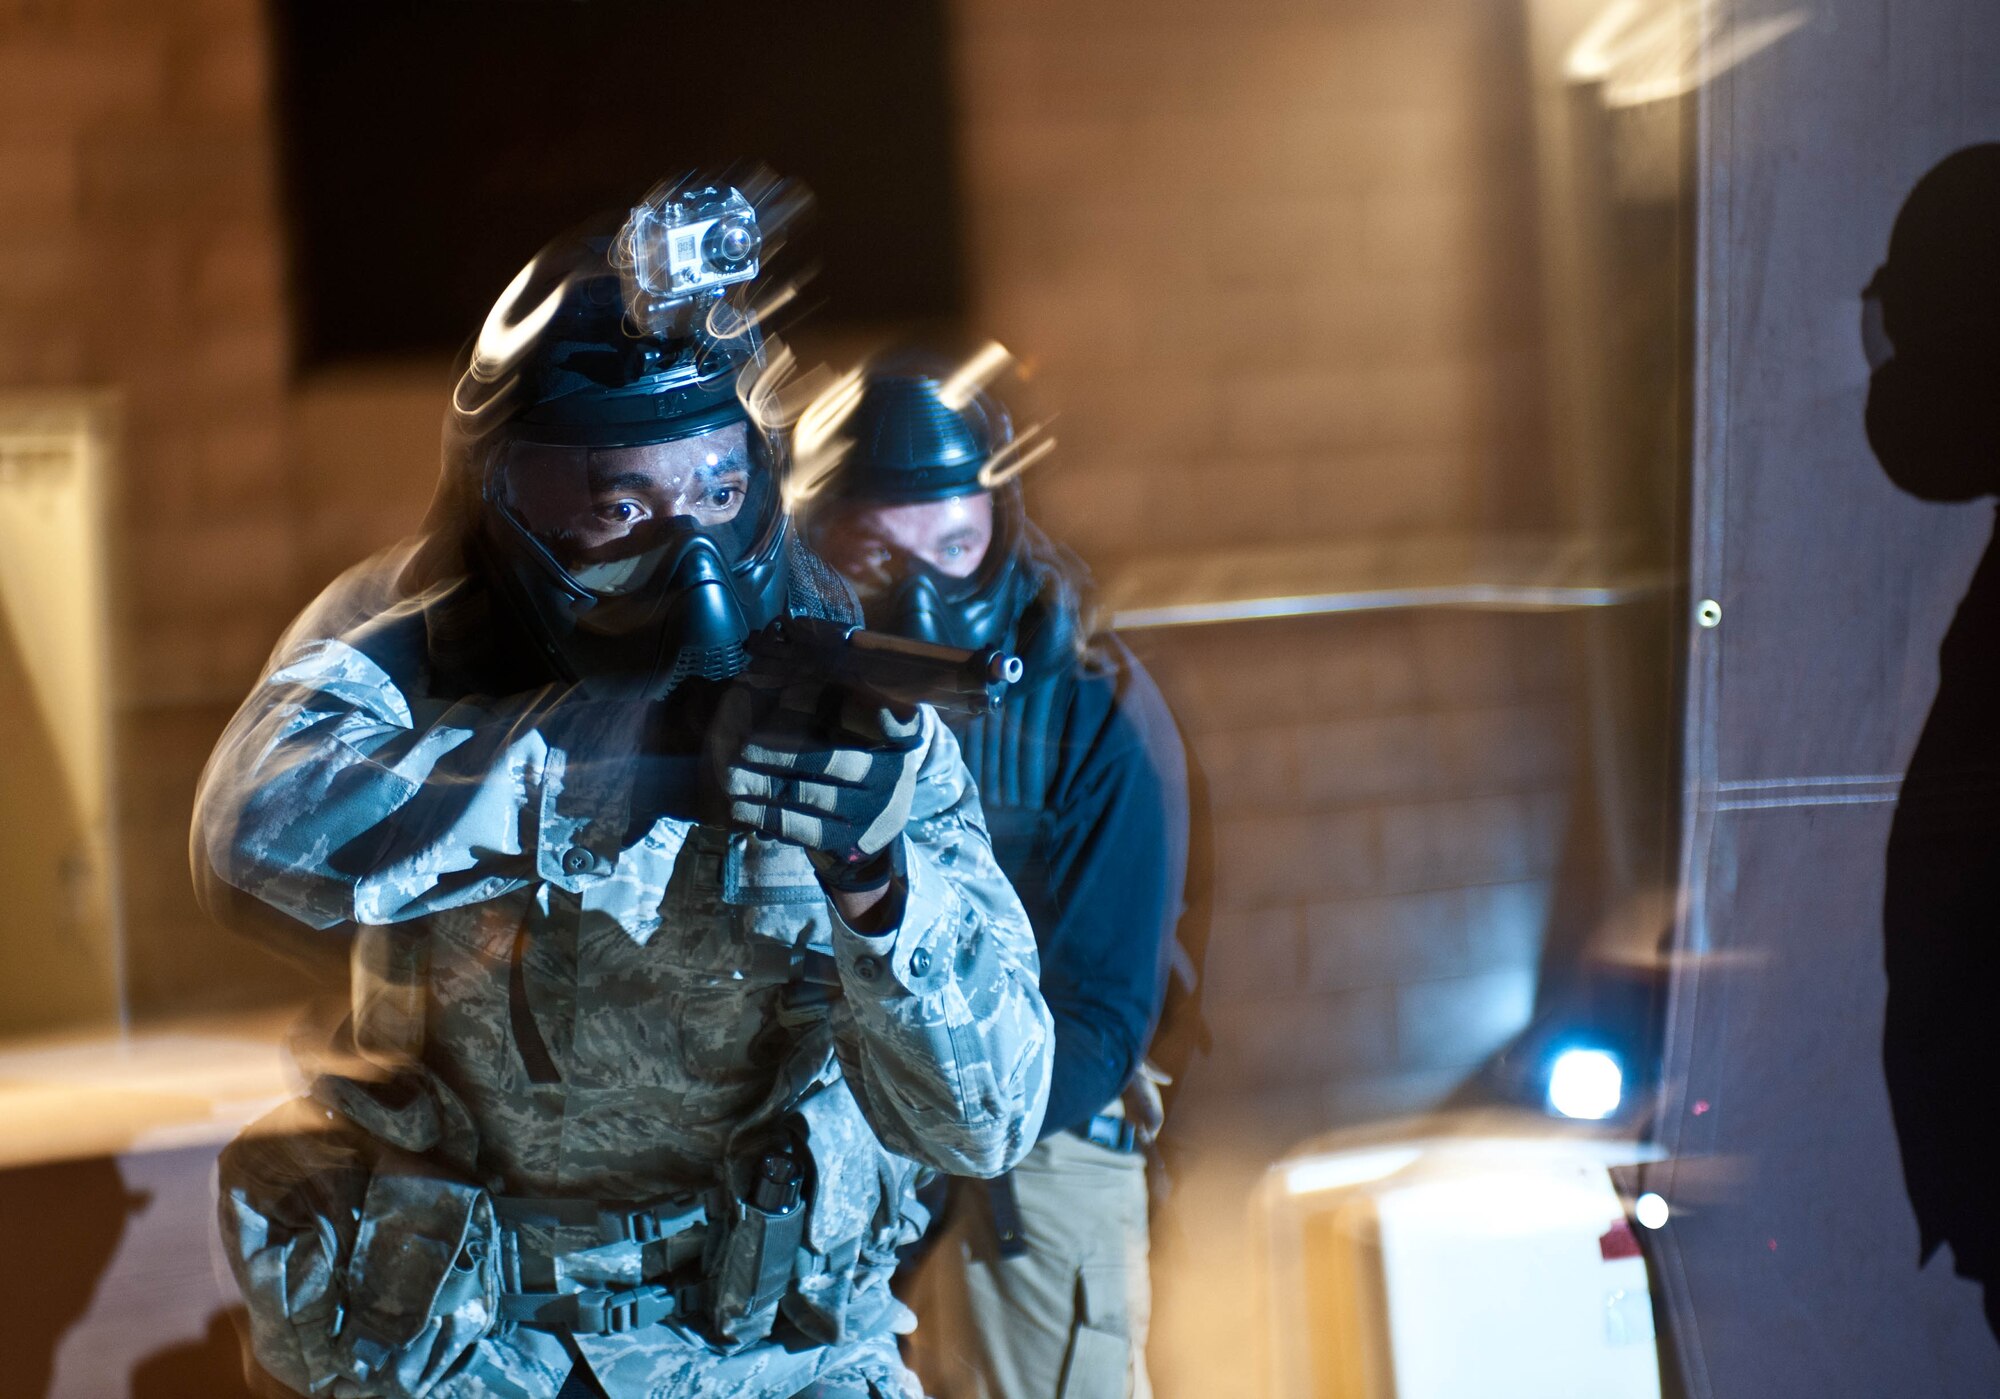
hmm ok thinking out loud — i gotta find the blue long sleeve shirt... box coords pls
[948,624,1190,1139]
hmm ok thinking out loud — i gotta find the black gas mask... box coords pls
[478,420,789,698]
[869,494,1034,652]
[808,359,1040,653]
[445,179,798,699]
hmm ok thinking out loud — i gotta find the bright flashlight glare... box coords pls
[1548,1048,1623,1120]
[1635,1192,1670,1229]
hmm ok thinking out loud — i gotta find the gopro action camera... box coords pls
[625,185,762,303]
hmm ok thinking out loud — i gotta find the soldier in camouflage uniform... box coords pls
[192,181,1054,1399]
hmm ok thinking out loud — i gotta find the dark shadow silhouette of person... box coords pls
[131,1309,259,1399]
[1870,141,2000,1344]
[0,1157,151,1398]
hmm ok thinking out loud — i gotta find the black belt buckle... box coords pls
[601,1195,708,1243]
[501,1279,704,1334]
[573,1283,677,1333]
[1082,1113,1138,1154]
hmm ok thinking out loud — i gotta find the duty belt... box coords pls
[492,1191,718,1336]
[501,1281,705,1334]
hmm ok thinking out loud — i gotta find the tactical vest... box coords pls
[950,585,1208,1142]
[218,852,930,1399]
[949,651,1074,917]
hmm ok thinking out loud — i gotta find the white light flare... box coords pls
[1282,1146,1424,1197]
[1563,0,1807,109]
[1547,1048,1623,1121]
[782,365,869,508]
[1635,1191,1670,1230]
[452,255,570,428]
[976,420,1056,489]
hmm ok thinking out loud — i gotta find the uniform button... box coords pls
[561,848,591,875]
[852,955,881,983]
[939,845,959,866]
[909,947,933,977]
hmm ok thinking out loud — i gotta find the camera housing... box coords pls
[625,185,762,304]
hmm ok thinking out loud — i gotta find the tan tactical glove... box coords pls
[707,676,924,889]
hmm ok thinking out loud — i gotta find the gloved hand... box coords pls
[707,676,925,888]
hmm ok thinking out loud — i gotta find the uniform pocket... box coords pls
[338,1163,500,1399]
[216,1102,373,1396]
[1057,1265,1133,1399]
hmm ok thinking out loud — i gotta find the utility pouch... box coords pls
[217,1101,373,1396]
[709,1143,810,1348]
[1056,1266,1134,1399]
[335,1159,500,1399]
[769,1081,929,1347]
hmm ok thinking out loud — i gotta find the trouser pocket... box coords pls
[1055,1266,1131,1399]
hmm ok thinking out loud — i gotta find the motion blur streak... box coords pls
[975,420,1054,490]
[1565,0,1805,107]
[783,363,868,507]
[937,340,1013,413]
[451,254,568,428]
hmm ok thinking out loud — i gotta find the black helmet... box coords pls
[833,363,1009,503]
[442,177,800,698]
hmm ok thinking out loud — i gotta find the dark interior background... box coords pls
[270,0,964,368]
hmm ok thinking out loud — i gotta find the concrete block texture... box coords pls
[1205,986,1399,1088]
[1212,809,1382,908]
[1304,888,1470,992]
[0,0,304,1021]
[1394,967,1538,1070]
[79,127,274,225]
[958,6,1564,1391]
[1378,792,1551,891]
[1200,907,1306,1004]
[0,37,167,130]
[0,138,78,228]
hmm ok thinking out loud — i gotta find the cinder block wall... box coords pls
[1110,610,1578,1399]
[951,0,1568,1145]
[944,10,1578,1388]
[957,0,1555,561]
[0,0,305,1015]
[1132,610,1571,1143]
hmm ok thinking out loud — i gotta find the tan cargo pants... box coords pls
[904,1130,1151,1399]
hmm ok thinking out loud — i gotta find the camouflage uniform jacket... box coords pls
[196,560,1054,1399]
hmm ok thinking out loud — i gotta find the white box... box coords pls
[1259,1129,1664,1399]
